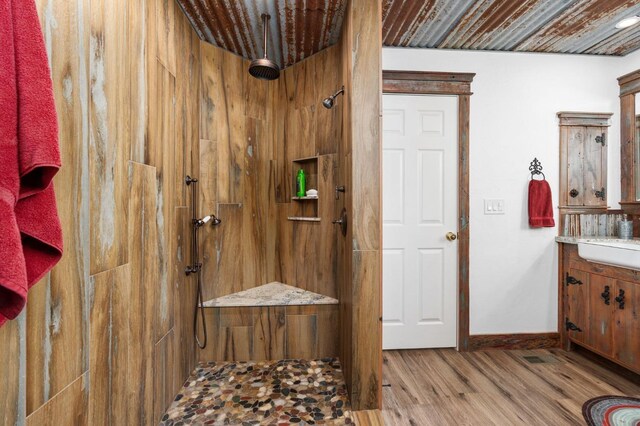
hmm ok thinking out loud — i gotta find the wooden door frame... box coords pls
[382,70,475,351]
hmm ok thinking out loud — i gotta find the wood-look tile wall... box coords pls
[197,305,338,362]
[338,0,383,411]
[0,1,201,424]
[198,42,343,301]
[196,0,382,411]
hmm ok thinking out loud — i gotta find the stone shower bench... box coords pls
[202,282,338,307]
[199,282,339,362]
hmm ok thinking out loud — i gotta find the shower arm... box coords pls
[262,14,268,59]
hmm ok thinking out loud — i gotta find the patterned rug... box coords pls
[160,358,352,425]
[583,395,640,426]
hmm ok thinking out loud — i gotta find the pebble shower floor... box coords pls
[160,358,353,425]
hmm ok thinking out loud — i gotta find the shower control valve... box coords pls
[185,263,202,276]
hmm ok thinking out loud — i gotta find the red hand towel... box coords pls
[528,179,555,228]
[0,0,63,327]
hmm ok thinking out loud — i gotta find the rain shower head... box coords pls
[322,86,345,109]
[249,14,280,81]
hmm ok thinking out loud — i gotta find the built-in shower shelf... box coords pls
[202,282,338,308]
[287,216,320,222]
[291,157,320,220]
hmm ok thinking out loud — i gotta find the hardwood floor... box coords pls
[382,348,640,425]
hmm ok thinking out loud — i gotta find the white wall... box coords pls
[383,47,640,334]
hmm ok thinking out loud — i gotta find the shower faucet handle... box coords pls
[185,263,202,276]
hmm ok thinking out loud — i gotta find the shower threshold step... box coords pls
[202,282,338,308]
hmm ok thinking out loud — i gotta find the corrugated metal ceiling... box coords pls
[176,0,640,69]
[176,0,347,69]
[382,0,640,56]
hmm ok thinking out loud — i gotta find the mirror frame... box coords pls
[618,69,640,212]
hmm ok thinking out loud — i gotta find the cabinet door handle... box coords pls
[595,187,606,201]
[569,189,579,198]
[615,289,625,310]
[601,285,610,305]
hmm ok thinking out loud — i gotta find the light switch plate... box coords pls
[484,199,505,215]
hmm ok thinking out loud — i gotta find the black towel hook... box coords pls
[529,158,546,180]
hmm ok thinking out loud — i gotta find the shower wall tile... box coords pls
[274,205,295,284]
[0,321,22,425]
[293,58,318,110]
[350,250,382,410]
[154,0,177,75]
[243,117,269,289]
[213,204,245,297]
[199,44,220,142]
[88,269,112,426]
[88,264,131,425]
[25,373,88,426]
[272,77,290,203]
[23,0,90,416]
[128,0,147,164]
[128,161,160,424]
[146,62,177,343]
[110,265,134,425]
[153,329,177,423]
[89,0,131,276]
[266,160,279,280]
[244,70,268,121]
[2,0,204,424]
[294,221,319,293]
[286,314,318,359]
[253,306,286,360]
[173,207,197,383]
[338,0,383,411]
[175,16,201,208]
[217,51,247,205]
[198,305,338,363]
[317,155,339,299]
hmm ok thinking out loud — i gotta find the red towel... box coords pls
[528,179,555,228]
[0,0,63,327]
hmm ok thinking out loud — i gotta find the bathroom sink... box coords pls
[577,240,640,270]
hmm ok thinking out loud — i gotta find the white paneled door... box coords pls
[382,94,458,350]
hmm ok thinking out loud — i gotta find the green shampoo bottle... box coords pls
[296,169,306,197]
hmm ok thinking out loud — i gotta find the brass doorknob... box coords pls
[446,232,457,241]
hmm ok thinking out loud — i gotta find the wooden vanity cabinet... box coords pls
[561,244,640,373]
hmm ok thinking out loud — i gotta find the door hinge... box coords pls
[595,187,606,201]
[595,133,606,146]
[565,318,582,332]
[566,273,583,286]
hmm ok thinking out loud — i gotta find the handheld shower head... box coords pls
[322,86,345,109]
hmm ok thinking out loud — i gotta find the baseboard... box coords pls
[468,332,560,351]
